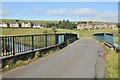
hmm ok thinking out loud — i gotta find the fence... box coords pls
[92,33,114,45]
[0,33,78,57]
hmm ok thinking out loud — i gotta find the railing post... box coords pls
[64,33,66,42]
[13,37,15,55]
[55,34,58,45]
[32,35,34,51]
[112,34,114,45]
[64,33,67,46]
[45,34,47,48]
[0,38,1,57]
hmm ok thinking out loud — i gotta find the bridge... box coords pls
[1,33,115,78]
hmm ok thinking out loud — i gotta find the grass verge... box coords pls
[91,38,118,78]
[2,47,61,73]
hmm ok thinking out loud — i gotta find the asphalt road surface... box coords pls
[2,39,105,78]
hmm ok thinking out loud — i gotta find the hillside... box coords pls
[0,19,59,26]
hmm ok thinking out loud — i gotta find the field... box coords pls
[1,28,118,46]
[1,28,77,36]
[1,28,119,78]
[77,29,118,44]
[1,19,59,26]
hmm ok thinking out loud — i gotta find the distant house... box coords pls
[77,24,85,30]
[86,23,94,29]
[10,22,21,27]
[101,23,107,29]
[108,23,117,29]
[0,22,9,27]
[77,23,94,30]
[22,22,32,28]
[95,23,107,29]
[33,24,46,28]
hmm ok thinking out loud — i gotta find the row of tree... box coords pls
[46,20,77,30]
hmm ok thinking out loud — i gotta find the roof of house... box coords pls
[23,22,32,24]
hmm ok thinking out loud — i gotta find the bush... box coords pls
[16,60,24,64]
[35,51,40,57]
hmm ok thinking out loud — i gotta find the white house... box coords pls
[33,24,46,28]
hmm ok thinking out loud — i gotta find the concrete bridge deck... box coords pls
[2,39,105,78]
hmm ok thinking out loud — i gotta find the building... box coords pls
[108,23,117,29]
[77,23,94,30]
[0,22,9,27]
[22,22,32,28]
[95,23,107,29]
[86,23,94,29]
[10,22,21,27]
[77,24,85,30]
[33,24,46,28]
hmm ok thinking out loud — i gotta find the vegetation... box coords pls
[2,45,62,72]
[105,49,118,78]
[35,51,41,57]
[47,19,77,29]
[1,19,59,26]
[1,27,119,78]
[77,28,118,44]
[1,28,76,36]
[99,43,118,78]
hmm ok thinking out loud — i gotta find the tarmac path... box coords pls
[2,39,105,78]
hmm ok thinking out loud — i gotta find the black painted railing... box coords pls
[0,33,78,57]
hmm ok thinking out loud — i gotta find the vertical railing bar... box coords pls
[13,37,15,55]
[0,38,1,57]
[8,37,10,55]
[2,38,4,56]
[29,36,30,50]
[32,35,34,51]
[20,37,22,52]
[10,37,12,55]
[45,34,47,48]
[5,37,7,56]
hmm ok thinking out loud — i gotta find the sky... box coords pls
[1,2,118,22]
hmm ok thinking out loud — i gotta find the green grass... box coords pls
[91,38,118,78]
[1,19,59,26]
[77,29,118,44]
[1,28,77,36]
[1,28,119,78]
[102,44,118,78]
[2,46,61,72]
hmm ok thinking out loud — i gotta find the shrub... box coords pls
[35,51,40,57]
[7,58,14,66]
[16,60,24,64]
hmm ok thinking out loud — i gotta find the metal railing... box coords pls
[92,33,114,45]
[0,33,78,57]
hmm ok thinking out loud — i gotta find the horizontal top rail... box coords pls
[93,33,113,35]
[0,32,78,57]
[0,33,77,38]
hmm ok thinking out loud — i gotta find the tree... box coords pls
[81,21,87,24]
[63,19,65,22]
[77,22,81,25]
[59,20,62,24]
[47,23,52,28]
[117,23,120,28]
[89,21,92,24]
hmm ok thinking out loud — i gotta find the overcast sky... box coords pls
[1,2,118,22]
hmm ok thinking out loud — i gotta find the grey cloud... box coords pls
[47,8,118,22]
